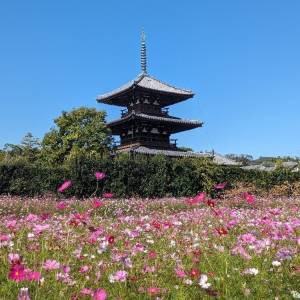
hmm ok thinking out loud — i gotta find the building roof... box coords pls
[116,146,240,165]
[96,73,194,106]
[108,111,201,126]
[107,111,202,134]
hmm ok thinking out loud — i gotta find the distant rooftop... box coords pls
[116,146,240,166]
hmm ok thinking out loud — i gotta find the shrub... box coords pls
[0,154,300,198]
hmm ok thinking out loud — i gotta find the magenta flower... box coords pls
[9,264,26,282]
[95,172,106,181]
[92,199,104,208]
[102,192,114,199]
[175,268,186,278]
[79,265,89,273]
[81,288,93,296]
[147,287,160,295]
[242,192,255,204]
[109,270,128,282]
[186,192,206,205]
[43,259,60,270]
[58,180,72,193]
[214,182,227,190]
[93,289,107,300]
[56,201,67,210]
[26,271,41,281]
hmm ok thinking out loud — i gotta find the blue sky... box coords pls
[0,0,299,158]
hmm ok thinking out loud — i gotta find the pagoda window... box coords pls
[143,98,150,104]
[162,131,167,135]
[128,130,133,134]
[153,99,159,105]
[129,102,134,106]
[142,127,147,133]
[151,128,159,134]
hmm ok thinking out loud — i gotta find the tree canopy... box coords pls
[41,107,112,165]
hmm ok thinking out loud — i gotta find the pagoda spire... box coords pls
[140,30,147,74]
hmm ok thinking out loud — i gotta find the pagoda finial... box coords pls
[140,29,147,74]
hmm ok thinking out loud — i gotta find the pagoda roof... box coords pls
[97,73,194,107]
[107,112,202,134]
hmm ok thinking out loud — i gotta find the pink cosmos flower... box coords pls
[214,182,227,190]
[80,288,93,296]
[92,199,104,208]
[33,224,50,235]
[239,233,256,244]
[43,259,60,270]
[186,192,206,205]
[0,234,10,242]
[58,180,72,193]
[9,264,26,282]
[26,271,41,281]
[93,289,107,300]
[148,251,157,259]
[147,287,160,295]
[95,172,106,181]
[232,245,252,260]
[56,202,67,210]
[242,192,255,204]
[102,192,114,198]
[109,270,128,282]
[79,265,89,273]
[6,219,17,230]
[8,253,20,264]
[175,268,186,278]
[26,214,39,222]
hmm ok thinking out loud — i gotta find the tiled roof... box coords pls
[212,154,241,166]
[117,146,240,165]
[97,73,194,102]
[108,112,202,127]
[118,146,210,158]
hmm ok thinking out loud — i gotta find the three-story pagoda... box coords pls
[97,32,203,156]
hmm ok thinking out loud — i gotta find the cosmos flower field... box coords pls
[0,183,299,299]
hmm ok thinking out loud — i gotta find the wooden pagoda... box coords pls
[97,32,203,156]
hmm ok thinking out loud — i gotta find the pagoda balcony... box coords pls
[120,107,170,118]
[120,135,177,149]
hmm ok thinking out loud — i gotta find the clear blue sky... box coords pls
[0,0,300,158]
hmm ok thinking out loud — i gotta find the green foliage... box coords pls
[41,107,112,165]
[0,153,300,198]
[2,133,41,164]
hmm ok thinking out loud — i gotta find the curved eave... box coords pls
[107,113,203,134]
[97,86,194,107]
[96,73,195,107]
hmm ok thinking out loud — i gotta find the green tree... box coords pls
[1,133,41,164]
[41,107,112,165]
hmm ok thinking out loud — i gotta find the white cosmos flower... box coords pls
[272,260,281,267]
[199,274,211,289]
[243,268,259,276]
[291,290,300,299]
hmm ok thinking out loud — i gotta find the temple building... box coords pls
[97,32,238,165]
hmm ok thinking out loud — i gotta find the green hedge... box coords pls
[0,154,299,198]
